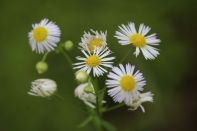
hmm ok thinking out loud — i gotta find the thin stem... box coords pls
[90,78,104,131]
[94,79,101,116]
[102,103,125,113]
[78,116,93,128]
[118,48,132,64]
[54,93,65,100]
[60,49,73,68]
[41,52,49,62]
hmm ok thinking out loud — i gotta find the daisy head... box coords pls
[28,18,61,54]
[73,47,115,77]
[79,29,107,52]
[115,22,161,60]
[106,63,146,104]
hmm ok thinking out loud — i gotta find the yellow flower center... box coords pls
[88,38,103,52]
[129,34,146,47]
[120,75,136,92]
[86,55,100,67]
[33,27,48,42]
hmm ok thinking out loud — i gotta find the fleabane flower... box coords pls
[106,63,146,105]
[115,22,161,60]
[128,91,153,113]
[28,18,61,54]
[73,47,115,77]
[79,29,107,52]
[28,78,57,97]
[74,82,96,108]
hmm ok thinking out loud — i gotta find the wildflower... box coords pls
[79,29,107,52]
[75,70,89,83]
[28,18,61,54]
[74,82,96,108]
[128,92,153,112]
[74,47,115,77]
[28,79,57,97]
[115,22,161,60]
[106,63,146,105]
[36,61,48,74]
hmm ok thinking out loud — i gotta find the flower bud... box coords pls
[36,61,48,74]
[28,79,57,97]
[84,83,95,94]
[128,92,153,112]
[74,83,96,108]
[63,40,73,51]
[75,71,89,83]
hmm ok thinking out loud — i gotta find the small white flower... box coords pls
[74,83,96,108]
[28,79,57,97]
[106,63,146,105]
[79,29,107,52]
[73,47,115,77]
[115,22,161,60]
[28,18,61,54]
[128,92,153,113]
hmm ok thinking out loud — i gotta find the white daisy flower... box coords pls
[115,22,161,60]
[106,63,146,105]
[79,29,107,52]
[73,47,115,77]
[28,78,57,97]
[128,91,153,113]
[28,18,61,54]
[74,82,96,108]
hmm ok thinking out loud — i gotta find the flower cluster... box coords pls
[73,23,160,112]
[27,18,161,129]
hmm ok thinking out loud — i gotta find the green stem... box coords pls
[90,78,104,131]
[78,116,93,128]
[94,79,101,116]
[118,48,132,64]
[54,93,65,100]
[41,52,48,62]
[102,103,125,113]
[60,49,73,68]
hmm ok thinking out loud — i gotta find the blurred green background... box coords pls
[0,0,197,130]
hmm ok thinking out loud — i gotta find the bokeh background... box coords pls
[0,0,197,130]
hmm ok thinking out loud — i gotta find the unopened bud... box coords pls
[84,83,95,94]
[74,83,96,108]
[28,78,57,97]
[36,61,48,74]
[63,40,73,51]
[75,71,88,83]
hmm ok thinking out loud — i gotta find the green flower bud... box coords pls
[75,71,88,83]
[63,40,74,51]
[36,61,48,74]
[84,83,95,94]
